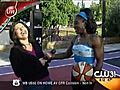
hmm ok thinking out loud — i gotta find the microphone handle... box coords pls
[50,49,56,54]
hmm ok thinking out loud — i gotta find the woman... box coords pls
[9,21,52,90]
[52,8,104,90]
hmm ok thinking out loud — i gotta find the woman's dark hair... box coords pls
[78,8,97,34]
[9,21,34,46]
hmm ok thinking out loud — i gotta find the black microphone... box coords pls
[43,49,56,60]
[50,49,56,54]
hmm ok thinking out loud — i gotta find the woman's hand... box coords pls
[39,58,47,66]
[43,49,56,60]
[39,49,56,65]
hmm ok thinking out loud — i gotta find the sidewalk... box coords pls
[0,43,120,66]
[104,43,120,52]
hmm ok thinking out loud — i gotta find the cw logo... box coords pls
[94,70,120,90]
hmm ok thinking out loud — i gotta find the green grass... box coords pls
[59,28,76,36]
[43,27,102,49]
[59,27,102,36]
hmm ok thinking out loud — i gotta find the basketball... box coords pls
[72,62,93,81]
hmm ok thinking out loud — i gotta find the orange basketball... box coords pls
[72,62,93,81]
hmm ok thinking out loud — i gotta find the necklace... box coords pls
[22,43,32,48]
[22,43,32,50]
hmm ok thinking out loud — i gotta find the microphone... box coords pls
[50,49,56,54]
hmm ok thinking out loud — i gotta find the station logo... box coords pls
[94,70,116,79]
[94,70,120,90]
[5,6,17,18]
[12,79,20,87]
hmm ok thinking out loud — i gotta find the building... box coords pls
[72,0,100,8]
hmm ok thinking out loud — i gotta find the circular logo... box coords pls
[5,6,17,18]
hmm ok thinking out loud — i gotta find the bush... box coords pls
[106,0,120,37]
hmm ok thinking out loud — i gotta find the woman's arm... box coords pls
[92,36,104,71]
[9,47,22,77]
[52,36,77,60]
[52,44,73,59]
[9,47,46,78]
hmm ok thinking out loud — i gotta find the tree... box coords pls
[41,0,79,30]
[106,0,120,37]
[90,3,102,21]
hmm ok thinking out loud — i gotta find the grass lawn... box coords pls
[59,28,76,36]
[59,27,102,36]
[43,27,102,49]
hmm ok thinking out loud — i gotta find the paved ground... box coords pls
[0,43,120,90]
[0,43,120,66]
[104,43,120,52]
